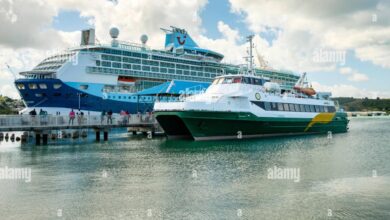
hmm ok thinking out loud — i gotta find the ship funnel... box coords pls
[80,28,95,46]
[162,26,198,51]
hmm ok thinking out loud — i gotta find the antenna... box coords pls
[246,35,255,75]
[5,63,17,80]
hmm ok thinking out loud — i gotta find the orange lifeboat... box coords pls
[293,86,316,96]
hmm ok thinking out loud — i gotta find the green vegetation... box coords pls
[0,95,24,115]
[334,97,390,113]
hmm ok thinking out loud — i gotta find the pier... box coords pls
[0,114,161,145]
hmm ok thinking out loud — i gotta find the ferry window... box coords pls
[233,77,242,83]
[283,103,289,111]
[315,105,320,112]
[264,102,271,111]
[299,104,305,112]
[80,85,88,90]
[28,83,37,90]
[223,77,233,84]
[319,106,325,112]
[217,78,224,84]
[294,104,300,112]
[253,78,262,85]
[96,60,101,66]
[328,106,336,112]
[35,93,45,97]
[324,106,329,112]
[310,105,315,112]
[271,102,278,111]
[289,103,295,112]
[17,84,25,90]
[277,103,284,111]
[305,105,310,112]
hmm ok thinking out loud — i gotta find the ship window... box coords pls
[80,85,88,90]
[35,93,46,97]
[53,83,62,89]
[96,60,101,66]
[264,102,271,111]
[38,83,47,89]
[253,78,262,85]
[277,103,284,111]
[310,105,315,112]
[17,84,25,90]
[28,83,38,89]
[319,105,325,112]
[315,105,320,112]
[328,106,336,112]
[289,104,295,112]
[282,103,288,111]
[324,106,329,112]
[299,104,305,112]
[102,61,111,67]
[233,77,242,83]
[222,77,233,84]
[142,66,150,71]
[294,104,300,112]
[271,102,278,111]
[304,105,310,112]
[112,62,121,68]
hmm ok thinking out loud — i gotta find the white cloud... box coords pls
[229,0,390,69]
[338,67,369,82]
[312,81,390,98]
[339,67,353,75]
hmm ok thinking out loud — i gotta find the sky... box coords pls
[0,0,389,99]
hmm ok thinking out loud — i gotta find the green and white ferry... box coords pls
[154,36,349,140]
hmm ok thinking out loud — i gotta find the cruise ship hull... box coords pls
[15,78,154,115]
[155,111,349,141]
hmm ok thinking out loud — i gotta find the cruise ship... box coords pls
[14,26,299,115]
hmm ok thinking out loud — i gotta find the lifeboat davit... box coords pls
[293,86,316,96]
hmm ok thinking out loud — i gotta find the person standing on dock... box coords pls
[107,110,113,124]
[101,110,106,124]
[69,109,75,125]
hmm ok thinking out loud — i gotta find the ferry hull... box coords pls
[155,111,349,141]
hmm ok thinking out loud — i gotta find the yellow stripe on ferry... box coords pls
[304,113,336,132]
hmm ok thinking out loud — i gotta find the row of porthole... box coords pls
[16,83,62,90]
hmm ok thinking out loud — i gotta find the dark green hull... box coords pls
[155,111,349,141]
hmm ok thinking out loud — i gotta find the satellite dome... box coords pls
[109,27,119,39]
[140,34,148,44]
